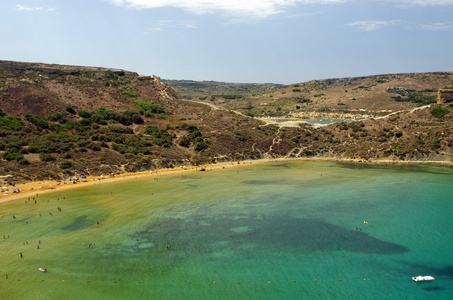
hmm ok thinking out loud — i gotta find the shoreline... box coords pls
[1,157,451,205]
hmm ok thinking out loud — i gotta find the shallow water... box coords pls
[0,161,452,299]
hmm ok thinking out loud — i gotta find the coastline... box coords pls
[1,157,451,205]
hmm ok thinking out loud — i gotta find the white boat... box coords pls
[412,275,435,282]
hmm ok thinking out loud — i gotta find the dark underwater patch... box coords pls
[60,215,91,232]
[130,214,409,257]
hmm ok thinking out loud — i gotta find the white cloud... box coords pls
[15,4,56,12]
[417,22,453,30]
[104,0,347,19]
[346,20,400,31]
[16,4,39,11]
[146,20,197,32]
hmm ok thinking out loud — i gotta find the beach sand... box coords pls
[0,160,262,204]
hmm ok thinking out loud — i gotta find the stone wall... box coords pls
[438,89,453,103]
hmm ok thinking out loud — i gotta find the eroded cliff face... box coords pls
[438,89,453,104]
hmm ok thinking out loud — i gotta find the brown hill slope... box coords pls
[0,61,452,185]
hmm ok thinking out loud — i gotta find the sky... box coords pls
[1,0,453,84]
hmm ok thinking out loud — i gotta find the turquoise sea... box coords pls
[0,161,452,299]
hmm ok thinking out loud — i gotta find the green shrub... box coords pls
[65,104,76,114]
[144,125,172,147]
[25,114,49,129]
[4,152,23,161]
[103,126,134,134]
[59,161,74,169]
[235,132,248,142]
[131,114,144,124]
[222,94,243,100]
[194,141,208,152]
[78,111,91,118]
[118,83,139,97]
[430,107,450,118]
[49,113,64,122]
[18,159,30,165]
[0,116,24,131]
[407,93,437,105]
[49,124,64,132]
[78,118,93,126]
[179,123,199,132]
[76,125,91,132]
[87,143,101,151]
[134,98,164,117]
[39,153,56,161]
[296,97,311,103]
[432,140,441,149]
[179,135,190,147]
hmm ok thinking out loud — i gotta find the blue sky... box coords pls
[1,0,452,84]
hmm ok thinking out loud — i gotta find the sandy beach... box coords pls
[1,157,451,205]
[0,160,264,204]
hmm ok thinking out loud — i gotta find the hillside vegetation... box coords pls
[0,60,452,184]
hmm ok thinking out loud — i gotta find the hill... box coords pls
[0,60,452,185]
[167,73,453,119]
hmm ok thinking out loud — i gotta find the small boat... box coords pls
[412,275,435,282]
[38,268,47,272]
